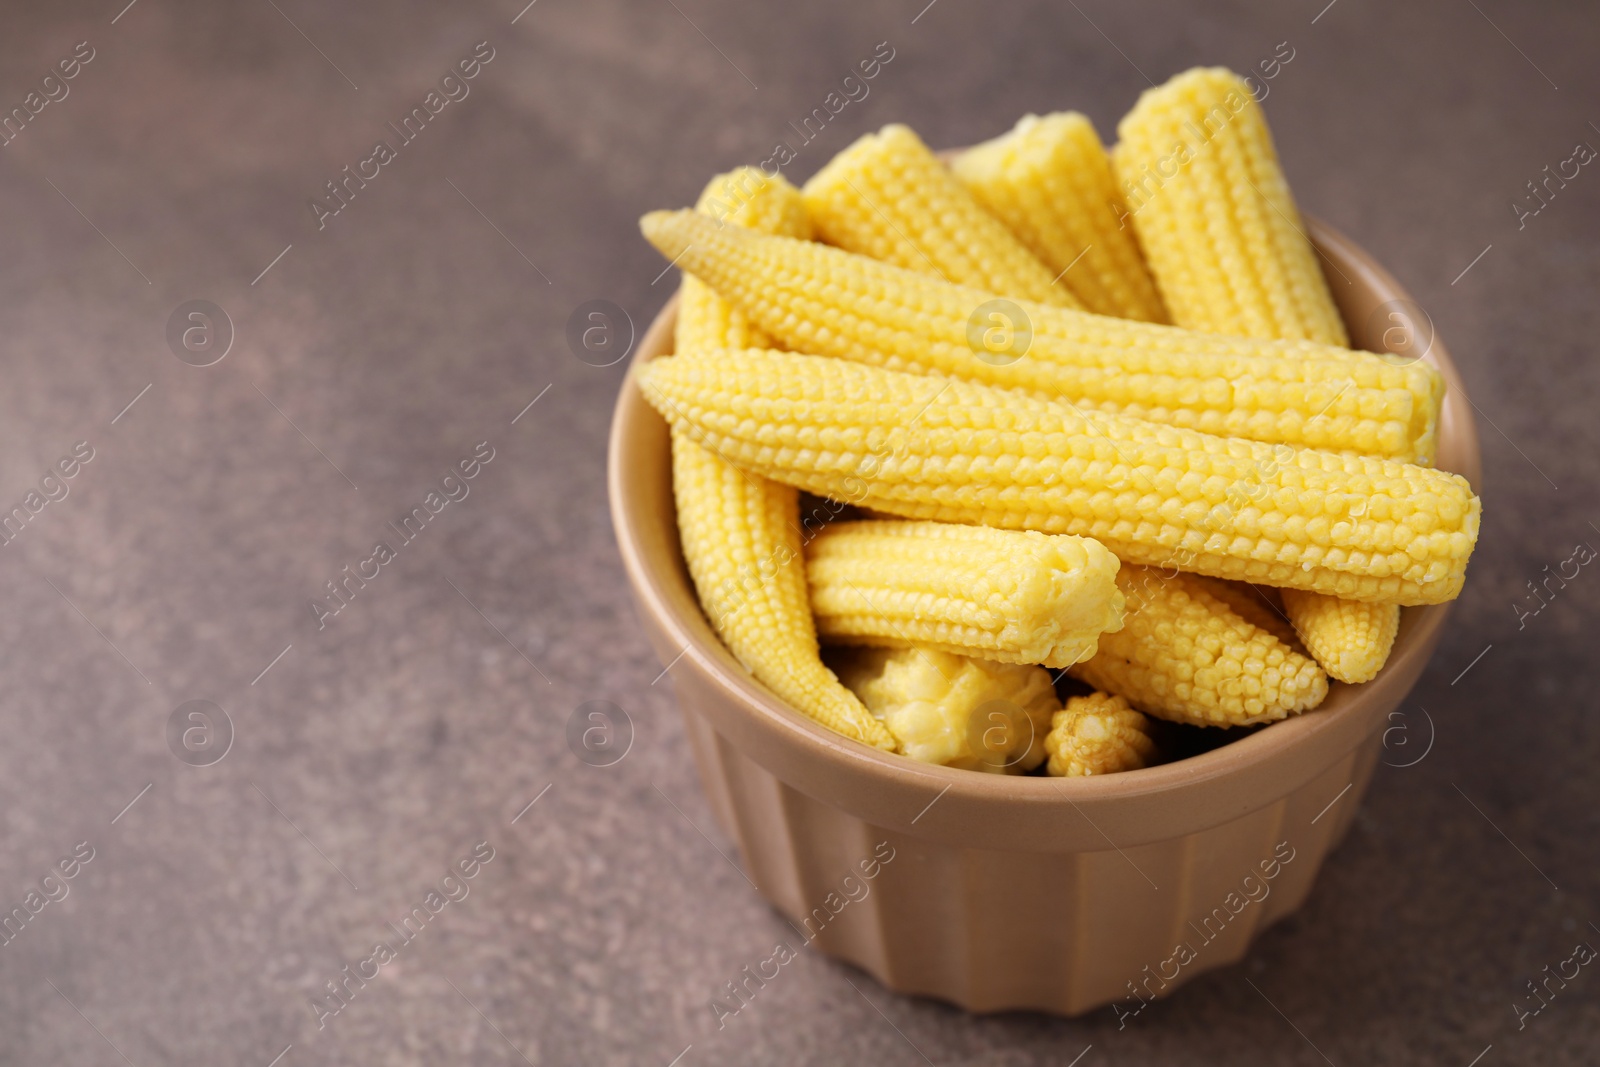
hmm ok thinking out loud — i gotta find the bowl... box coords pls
[608,217,1481,1015]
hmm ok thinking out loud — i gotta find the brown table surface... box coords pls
[1,0,1594,1063]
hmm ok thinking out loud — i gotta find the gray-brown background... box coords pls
[0,0,1593,1063]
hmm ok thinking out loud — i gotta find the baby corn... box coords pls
[1113,68,1349,347]
[1072,567,1328,727]
[833,647,1059,772]
[1185,576,1301,649]
[670,171,894,751]
[676,167,811,354]
[1044,692,1159,777]
[640,210,1442,462]
[673,435,893,749]
[802,124,1080,307]
[1115,71,1404,682]
[636,349,1479,605]
[805,520,1125,669]
[1280,589,1401,684]
[953,112,1167,322]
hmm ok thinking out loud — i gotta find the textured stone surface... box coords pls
[0,1,1594,1063]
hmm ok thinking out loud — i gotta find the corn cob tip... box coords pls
[1280,589,1401,685]
[640,208,692,254]
[1119,66,1257,130]
[965,110,1092,152]
[802,123,918,190]
[1045,692,1159,777]
[953,109,1169,323]
[676,170,810,355]
[801,122,1082,308]
[693,168,813,239]
[634,352,667,395]
[1072,566,1331,728]
[1185,576,1302,650]
[670,428,898,753]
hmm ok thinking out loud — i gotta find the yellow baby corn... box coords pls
[640,210,1442,462]
[1185,576,1301,648]
[675,167,810,354]
[801,124,1080,308]
[1113,67,1349,347]
[805,520,1125,669]
[1072,567,1328,727]
[672,432,893,749]
[1280,588,1400,684]
[953,112,1167,322]
[832,646,1058,772]
[669,170,893,750]
[636,349,1479,605]
[1115,73,1404,682]
[1044,692,1159,777]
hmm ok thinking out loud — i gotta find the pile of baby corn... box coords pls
[638,67,1480,778]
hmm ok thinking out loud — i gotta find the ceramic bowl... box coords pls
[608,218,1481,1014]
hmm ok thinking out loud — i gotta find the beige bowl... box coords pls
[608,219,1481,1015]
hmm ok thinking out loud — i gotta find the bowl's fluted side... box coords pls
[678,695,1382,1013]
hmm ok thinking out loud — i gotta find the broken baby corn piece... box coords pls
[1072,566,1328,727]
[1044,692,1158,777]
[676,167,811,354]
[1280,588,1400,684]
[669,171,892,751]
[832,646,1058,772]
[801,123,1081,308]
[1113,67,1349,348]
[805,520,1125,669]
[639,211,1442,462]
[1116,73,1405,682]
[635,349,1479,605]
[672,430,895,750]
[953,111,1168,323]
[1185,576,1300,649]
